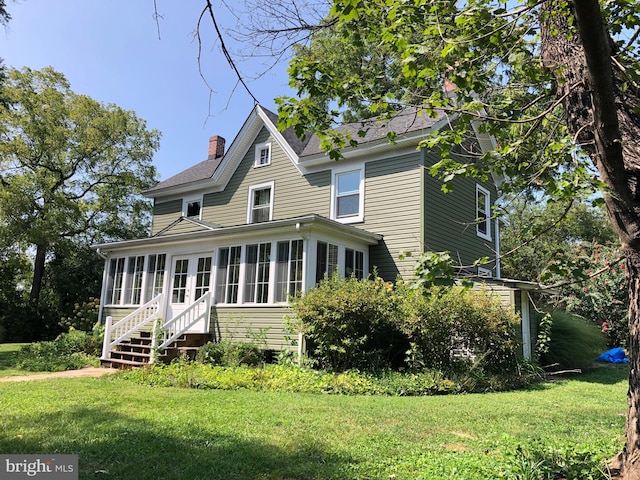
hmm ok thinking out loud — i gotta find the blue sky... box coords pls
[2,0,294,181]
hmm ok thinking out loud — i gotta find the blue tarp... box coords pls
[595,347,629,363]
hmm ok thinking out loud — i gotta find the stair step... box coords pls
[109,351,152,362]
[101,357,147,369]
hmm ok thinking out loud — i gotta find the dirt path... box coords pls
[0,367,119,382]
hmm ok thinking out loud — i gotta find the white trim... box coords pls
[477,267,493,277]
[246,181,275,224]
[254,141,272,167]
[330,166,364,224]
[182,195,203,220]
[521,291,532,359]
[475,184,492,241]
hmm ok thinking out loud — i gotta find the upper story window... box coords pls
[254,142,272,167]
[476,184,492,241]
[332,168,364,223]
[248,182,274,223]
[183,197,202,219]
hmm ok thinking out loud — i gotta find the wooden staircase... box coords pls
[101,331,210,369]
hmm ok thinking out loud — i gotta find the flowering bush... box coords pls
[551,244,627,348]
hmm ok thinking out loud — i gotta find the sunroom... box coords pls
[93,214,381,364]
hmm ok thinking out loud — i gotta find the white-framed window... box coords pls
[106,253,167,306]
[247,181,274,223]
[316,241,339,284]
[476,185,492,241]
[331,168,364,223]
[345,248,364,279]
[244,242,272,303]
[183,196,202,219]
[254,142,272,167]
[275,240,304,302]
[145,254,166,302]
[215,246,242,304]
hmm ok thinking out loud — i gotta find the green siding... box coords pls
[210,305,294,351]
[362,152,423,280]
[202,127,330,225]
[102,307,137,323]
[422,151,498,270]
[152,199,182,235]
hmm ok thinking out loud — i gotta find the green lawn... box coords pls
[0,343,31,376]
[0,365,628,479]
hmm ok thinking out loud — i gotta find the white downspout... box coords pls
[495,217,501,278]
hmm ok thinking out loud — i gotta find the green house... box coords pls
[93,106,541,367]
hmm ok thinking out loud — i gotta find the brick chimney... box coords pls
[208,135,225,160]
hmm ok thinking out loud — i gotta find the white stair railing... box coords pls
[152,291,212,360]
[101,294,164,360]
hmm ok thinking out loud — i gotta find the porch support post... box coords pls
[101,316,113,361]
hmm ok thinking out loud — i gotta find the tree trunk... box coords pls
[540,0,640,478]
[30,242,47,306]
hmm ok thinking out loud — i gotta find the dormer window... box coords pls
[247,182,274,223]
[183,197,202,219]
[254,142,271,167]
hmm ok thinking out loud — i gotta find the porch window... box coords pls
[125,256,145,304]
[476,185,491,240]
[194,256,213,299]
[216,246,242,304]
[107,257,125,304]
[171,259,189,304]
[244,243,272,303]
[275,240,303,302]
[145,254,166,302]
[345,248,364,279]
[248,182,274,223]
[316,241,339,284]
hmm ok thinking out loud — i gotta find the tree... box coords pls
[500,198,617,282]
[0,67,160,311]
[204,0,640,475]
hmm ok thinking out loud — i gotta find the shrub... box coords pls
[14,326,103,371]
[288,274,408,372]
[196,340,264,367]
[59,297,100,332]
[398,285,520,374]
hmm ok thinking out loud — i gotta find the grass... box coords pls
[0,365,629,479]
[0,343,33,377]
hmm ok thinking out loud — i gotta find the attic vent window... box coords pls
[254,142,271,167]
[183,198,202,219]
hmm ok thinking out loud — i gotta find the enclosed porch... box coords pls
[93,215,381,367]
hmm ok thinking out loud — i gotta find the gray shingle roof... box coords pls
[145,106,444,194]
[300,107,444,157]
[144,156,223,193]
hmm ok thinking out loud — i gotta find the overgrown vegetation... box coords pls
[539,310,608,371]
[196,340,265,367]
[117,361,542,395]
[13,326,103,372]
[288,275,523,377]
